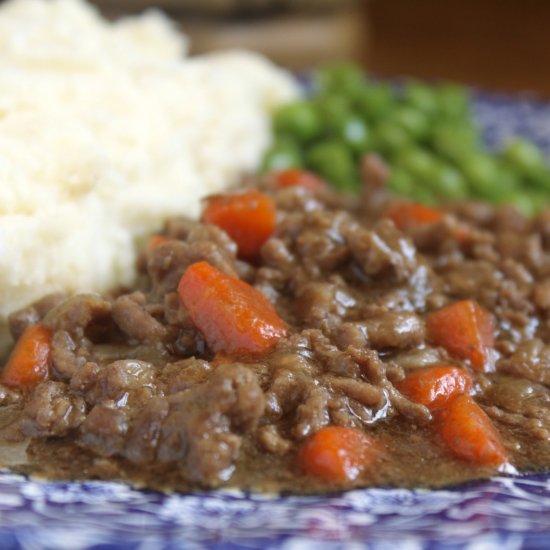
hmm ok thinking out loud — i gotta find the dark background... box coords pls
[155,0,550,96]
[6,0,549,95]
[366,0,550,96]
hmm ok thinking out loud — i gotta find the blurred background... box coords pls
[89,0,550,96]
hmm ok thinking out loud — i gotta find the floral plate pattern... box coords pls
[0,472,550,549]
[1,92,550,550]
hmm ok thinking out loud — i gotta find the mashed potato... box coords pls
[0,0,299,353]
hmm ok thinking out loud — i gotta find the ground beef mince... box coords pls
[3,174,550,493]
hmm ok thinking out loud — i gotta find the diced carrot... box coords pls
[426,300,494,372]
[148,235,169,249]
[202,190,276,260]
[436,394,507,467]
[273,169,327,192]
[178,261,287,355]
[1,324,52,389]
[298,426,377,482]
[388,202,444,230]
[397,364,473,411]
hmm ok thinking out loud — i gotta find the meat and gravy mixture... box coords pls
[2,168,550,493]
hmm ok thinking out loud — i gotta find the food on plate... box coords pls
[0,0,298,356]
[201,191,277,261]
[4,168,550,493]
[264,63,550,214]
[2,0,550,495]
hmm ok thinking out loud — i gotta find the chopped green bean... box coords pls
[315,94,352,132]
[459,153,502,199]
[374,120,411,154]
[431,162,468,199]
[395,147,437,182]
[333,115,372,155]
[403,81,439,115]
[273,101,322,143]
[389,107,431,140]
[388,168,414,196]
[305,140,358,192]
[501,138,550,189]
[437,84,470,119]
[356,84,395,120]
[262,140,302,172]
[430,122,480,162]
[497,191,539,217]
[262,62,550,215]
[315,62,365,98]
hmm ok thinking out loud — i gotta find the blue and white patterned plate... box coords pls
[474,90,550,157]
[2,92,550,550]
[1,472,550,549]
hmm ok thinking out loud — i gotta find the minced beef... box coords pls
[2,173,550,493]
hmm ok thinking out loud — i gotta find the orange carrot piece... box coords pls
[388,202,444,230]
[202,190,276,260]
[426,300,494,372]
[298,426,377,482]
[273,169,327,192]
[1,324,52,389]
[178,261,287,355]
[436,394,507,467]
[397,364,473,411]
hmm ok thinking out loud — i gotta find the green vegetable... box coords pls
[389,106,431,140]
[497,191,539,217]
[437,84,470,119]
[403,81,439,116]
[395,147,437,182]
[315,94,352,132]
[315,96,372,153]
[459,153,501,199]
[262,61,550,215]
[273,101,322,143]
[387,168,414,196]
[262,139,302,172]
[501,138,550,189]
[333,115,372,155]
[432,162,468,199]
[315,62,365,98]
[430,122,480,162]
[374,120,411,154]
[356,84,395,120]
[305,140,358,192]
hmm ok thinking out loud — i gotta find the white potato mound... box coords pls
[0,0,299,353]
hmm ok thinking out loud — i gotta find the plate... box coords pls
[1,473,550,549]
[474,89,550,156]
[2,91,550,550]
